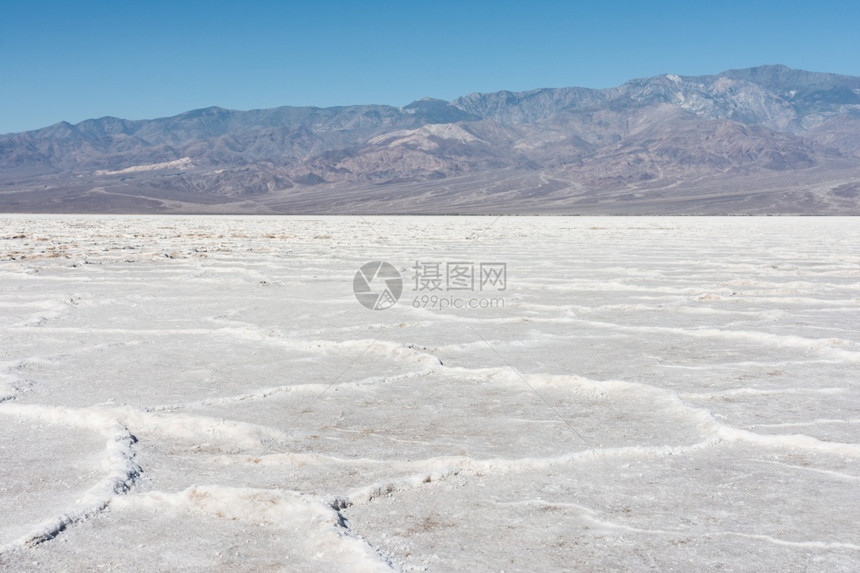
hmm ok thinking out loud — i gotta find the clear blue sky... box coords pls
[1,0,859,134]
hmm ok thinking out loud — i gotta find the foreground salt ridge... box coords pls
[0,216,858,571]
[110,486,393,572]
[0,404,140,553]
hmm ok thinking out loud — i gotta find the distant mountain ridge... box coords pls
[1,64,859,214]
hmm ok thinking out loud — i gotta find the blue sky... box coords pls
[1,0,859,133]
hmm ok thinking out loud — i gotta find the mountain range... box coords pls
[1,64,859,214]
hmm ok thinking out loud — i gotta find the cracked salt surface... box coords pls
[0,215,858,571]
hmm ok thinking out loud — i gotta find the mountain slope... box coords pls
[1,65,859,214]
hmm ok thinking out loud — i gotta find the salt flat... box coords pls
[0,215,858,572]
